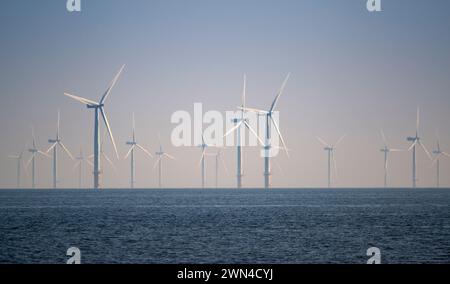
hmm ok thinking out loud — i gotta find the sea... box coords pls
[0,188,449,264]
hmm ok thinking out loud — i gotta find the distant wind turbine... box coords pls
[64,64,124,189]
[212,149,228,189]
[239,74,290,189]
[73,147,93,189]
[198,135,211,189]
[317,135,346,188]
[26,127,50,189]
[8,147,25,188]
[154,134,175,188]
[47,110,74,189]
[124,113,153,189]
[379,129,404,188]
[432,134,450,188]
[224,75,263,188]
[406,107,432,188]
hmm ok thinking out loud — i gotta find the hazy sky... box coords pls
[1,0,450,188]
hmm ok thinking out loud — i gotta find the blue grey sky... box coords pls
[1,0,450,188]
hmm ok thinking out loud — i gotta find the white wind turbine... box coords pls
[379,129,404,188]
[224,75,264,188]
[212,149,228,189]
[406,107,432,188]
[239,74,290,189]
[64,65,124,189]
[46,110,74,189]
[432,134,450,188]
[124,113,153,189]
[8,147,25,188]
[73,147,93,189]
[198,135,210,189]
[317,135,346,188]
[26,128,50,189]
[154,134,175,189]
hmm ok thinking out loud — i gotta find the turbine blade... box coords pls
[198,150,206,166]
[242,74,246,109]
[153,157,161,169]
[163,153,176,160]
[274,159,285,177]
[243,121,265,146]
[136,144,153,158]
[269,73,290,113]
[270,116,289,158]
[38,151,51,158]
[335,134,346,148]
[124,145,135,160]
[317,137,329,147]
[72,161,81,172]
[416,106,420,134]
[380,129,387,147]
[64,92,99,106]
[389,149,405,152]
[59,142,74,160]
[219,153,229,176]
[100,108,119,159]
[86,159,94,168]
[57,109,61,140]
[238,107,268,115]
[100,64,126,105]
[419,141,432,160]
[26,155,34,169]
[46,143,58,154]
[442,152,450,158]
[102,152,116,171]
[408,140,418,151]
[224,121,243,138]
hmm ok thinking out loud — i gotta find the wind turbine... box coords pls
[379,129,404,188]
[317,135,346,188]
[124,113,153,189]
[432,135,450,188]
[73,147,93,189]
[198,135,210,189]
[8,147,25,188]
[154,135,175,188]
[239,74,290,189]
[406,107,432,188]
[46,110,74,189]
[26,128,50,189]
[64,65,124,189]
[212,149,228,189]
[224,75,263,188]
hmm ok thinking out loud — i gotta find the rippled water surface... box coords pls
[0,189,449,264]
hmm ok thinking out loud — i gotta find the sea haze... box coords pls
[0,189,449,264]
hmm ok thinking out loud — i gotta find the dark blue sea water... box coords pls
[0,189,449,264]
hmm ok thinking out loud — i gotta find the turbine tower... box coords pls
[198,135,210,189]
[124,113,153,189]
[317,135,346,188]
[240,74,290,189]
[154,135,175,189]
[26,128,50,189]
[73,147,93,189]
[64,65,124,189]
[213,149,228,189]
[406,107,432,188]
[379,129,404,188]
[224,75,262,188]
[8,148,25,188]
[47,110,74,189]
[432,136,450,188]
